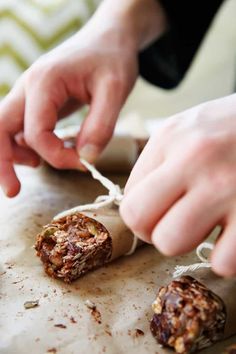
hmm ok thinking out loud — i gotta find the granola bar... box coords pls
[35,213,112,282]
[150,276,226,354]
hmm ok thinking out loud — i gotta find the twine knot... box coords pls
[53,158,137,256]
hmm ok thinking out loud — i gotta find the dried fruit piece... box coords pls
[150,276,226,354]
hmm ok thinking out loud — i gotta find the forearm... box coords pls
[89,0,168,51]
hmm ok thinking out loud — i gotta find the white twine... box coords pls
[173,242,214,278]
[54,158,138,255]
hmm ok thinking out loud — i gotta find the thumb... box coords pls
[77,77,124,163]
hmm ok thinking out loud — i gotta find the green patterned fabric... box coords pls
[0,0,100,97]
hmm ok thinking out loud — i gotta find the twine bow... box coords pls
[54,158,138,256]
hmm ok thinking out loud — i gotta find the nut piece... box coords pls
[35,213,112,282]
[85,299,96,310]
[24,300,39,309]
[150,276,226,354]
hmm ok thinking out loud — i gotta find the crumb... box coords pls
[43,293,48,297]
[35,338,40,342]
[134,329,144,337]
[12,279,24,284]
[85,299,96,310]
[24,300,39,309]
[105,329,112,337]
[128,329,144,338]
[54,324,67,329]
[91,308,102,324]
[70,316,77,324]
[47,348,57,353]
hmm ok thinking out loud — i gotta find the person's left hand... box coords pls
[120,94,236,277]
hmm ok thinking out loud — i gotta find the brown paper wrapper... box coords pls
[1,165,236,354]
[35,207,143,282]
[83,207,142,261]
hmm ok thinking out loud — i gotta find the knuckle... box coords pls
[106,73,124,90]
[120,199,144,235]
[151,116,178,145]
[209,168,236,198]
[26,62,56,87]
[184,135,217,164]
[191,135,216,156]
[24,131,36,148]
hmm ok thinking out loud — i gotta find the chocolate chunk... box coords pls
[150,276,226,354]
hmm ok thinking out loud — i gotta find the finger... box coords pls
[24,83,81,170]
[0,80,25,196]
[151,185,223,256]
[0,132,20,197]
[0,77,25,134]
[120,161,185,243]
[211,214,236,277]
[14,132,28,148]
[77,77,125,163]
[13,144,41,167]
[124,132,164,194]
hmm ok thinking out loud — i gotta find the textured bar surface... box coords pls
[150,276,226,354]
[35,213,112,282]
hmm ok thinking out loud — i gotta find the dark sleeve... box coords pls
[139,0,224,89]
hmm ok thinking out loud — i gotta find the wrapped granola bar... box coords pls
[35,208,141,283]
[56,126,146,173]
[150,276,228,354]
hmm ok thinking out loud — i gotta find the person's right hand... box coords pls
[0,19,139,197]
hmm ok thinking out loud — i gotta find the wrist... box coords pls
[90,0,167,51]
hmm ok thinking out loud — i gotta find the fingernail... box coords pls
[152,232,173,256]
[136,233,152,244]
[79,144,99,164]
